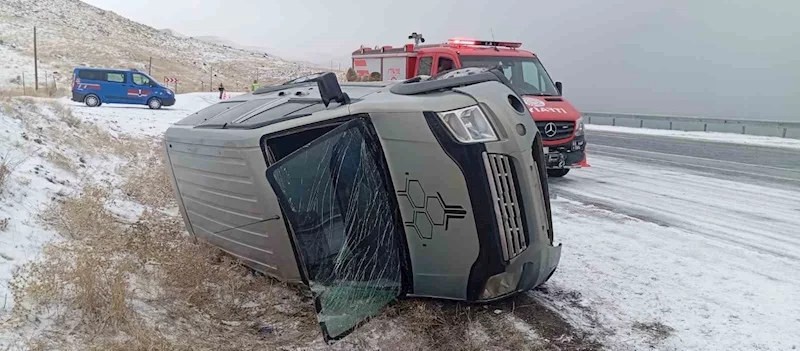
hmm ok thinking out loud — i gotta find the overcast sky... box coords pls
[83,0,799,120]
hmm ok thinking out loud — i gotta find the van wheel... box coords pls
[84,94,100,107]
[547,169,570,178]
[147,97,162,109]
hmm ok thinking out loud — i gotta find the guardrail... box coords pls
[582,112,800,139]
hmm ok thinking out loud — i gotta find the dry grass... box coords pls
[43,100,81,128]
[118,143,175,208]
[633,320,675,346]
[0,152,26,196]
[0,157,10,194]
[12,191,319,349]
[45,150,75,173]
[0,87,68,99]
[8,131,319,349]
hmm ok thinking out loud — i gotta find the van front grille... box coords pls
[482,153,527,261]
[535,121,574,141]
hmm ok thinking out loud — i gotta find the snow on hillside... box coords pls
[0,94,218,312]
[0,0,333,91]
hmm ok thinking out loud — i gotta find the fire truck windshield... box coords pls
[459,56,559,96]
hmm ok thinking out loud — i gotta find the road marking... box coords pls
[590,149,800,184]
[592,144,800,174]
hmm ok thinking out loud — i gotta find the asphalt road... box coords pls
[585,130,800,187]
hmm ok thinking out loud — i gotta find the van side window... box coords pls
[132,73,151,86]
[437,57,455,73]
[78,70,105,81]
[417,57,432,76]
[106,72,126,83]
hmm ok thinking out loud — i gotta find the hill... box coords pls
[0,0,332,93]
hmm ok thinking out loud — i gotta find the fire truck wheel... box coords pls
[84,94,100,107]
[547,169,570,178]
[147,97,163,110]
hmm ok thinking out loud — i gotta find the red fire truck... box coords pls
[351,37,589,177]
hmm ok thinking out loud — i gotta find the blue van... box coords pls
[71,68,175,109]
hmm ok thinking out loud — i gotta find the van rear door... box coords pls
[265,118,406,343]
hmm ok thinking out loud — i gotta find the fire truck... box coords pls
[351,37,589,177]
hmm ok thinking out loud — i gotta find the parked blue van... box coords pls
[71,68,175,109]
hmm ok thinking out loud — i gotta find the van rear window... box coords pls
[78,70,106,81]
[77,70,127,83]
[106,72,126,83]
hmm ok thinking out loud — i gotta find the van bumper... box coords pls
[71,91,86,102]
[544,134,587,169]
[161,96,176,107]
[478,244,562,301]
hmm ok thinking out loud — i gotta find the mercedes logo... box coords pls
[544,122,557,137]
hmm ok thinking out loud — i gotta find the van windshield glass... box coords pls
[459,56,559,96]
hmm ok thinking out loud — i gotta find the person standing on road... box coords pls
[251,79,260,92]
[218,83,225,99]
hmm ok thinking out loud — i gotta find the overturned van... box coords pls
[163,69,561,342]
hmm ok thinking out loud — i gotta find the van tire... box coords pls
[147,97,162,110]
[547,169,570,178]
[84,94,100,107]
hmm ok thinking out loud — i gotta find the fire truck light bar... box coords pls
[447,38,522,48]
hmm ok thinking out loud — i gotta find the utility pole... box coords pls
[22,72,26,95]
[148,56,152,75]
[34,26,39,91]
[209,66,213,92]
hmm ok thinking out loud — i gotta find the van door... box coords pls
[104,71,128,103]
[433,54,457,75]
[129,72,154,105]
[265,117,406,343]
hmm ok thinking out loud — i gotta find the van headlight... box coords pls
[437,106,498,144]
[575,116,585,136]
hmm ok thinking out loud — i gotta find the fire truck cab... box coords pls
[351,38,588,177]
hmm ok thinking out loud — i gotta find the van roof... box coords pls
[176,82,389,130]
[177,69,510,135]
[352,43,536,58]
[74,67,141,72]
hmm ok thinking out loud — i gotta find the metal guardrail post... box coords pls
[783,128,788,138]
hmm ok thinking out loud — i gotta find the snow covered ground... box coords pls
[66,92,243,137]
[0,93,220,312]
[540,155,800,350]
[587,124,800,150]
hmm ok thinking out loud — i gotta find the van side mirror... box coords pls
[555,81,563,95]
[313,72,350,107]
